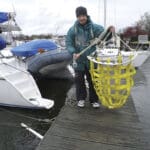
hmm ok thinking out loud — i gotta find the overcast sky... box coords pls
[0,0,150,35]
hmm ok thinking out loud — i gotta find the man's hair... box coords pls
[76,6,88,17]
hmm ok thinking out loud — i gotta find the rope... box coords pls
[77,29,109,57]
[2,62,28,74]
[88,53,137,66]
[0,122,21,128]
[97,31,112,48]
[0,107,55,123]
[72,29,110,68]
[113,33,135,51]
[88,32,137,109]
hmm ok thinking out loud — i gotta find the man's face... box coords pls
[77,15,88,25]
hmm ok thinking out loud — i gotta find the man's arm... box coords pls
[93,24,115,41]
[66,27,76,55]
[102,26,115,41]
[93,24,104,38]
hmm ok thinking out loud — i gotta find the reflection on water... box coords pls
[0,78,72,150]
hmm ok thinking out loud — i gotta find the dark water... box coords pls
[0,78,72,150]
[0,57,150,150]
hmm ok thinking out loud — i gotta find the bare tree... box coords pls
[136,12,150,34]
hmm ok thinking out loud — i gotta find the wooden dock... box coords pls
[36,87,150,150]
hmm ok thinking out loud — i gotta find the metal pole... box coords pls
[104,0,107,28]
[21,123,44,140]
[98,0,100,23]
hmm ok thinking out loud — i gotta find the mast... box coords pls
[98,0,100,23]
[104,0,107,28]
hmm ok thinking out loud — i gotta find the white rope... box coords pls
[88,32,137,66]
[0,107,54,123]
[78,30,108,56]
[113,33,135,51]
[87,52,137,66]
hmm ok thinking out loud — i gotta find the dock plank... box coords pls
[39,135,140,150]
[37,94,149,150]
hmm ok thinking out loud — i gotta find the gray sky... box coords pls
[0,0,150,35]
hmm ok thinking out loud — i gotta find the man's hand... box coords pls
[108,26,115,33]
[73,53,80,60]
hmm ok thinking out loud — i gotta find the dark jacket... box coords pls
[66,16,104,71]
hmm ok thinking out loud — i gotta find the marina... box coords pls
[37,57,150,150]
[0,0,150,150]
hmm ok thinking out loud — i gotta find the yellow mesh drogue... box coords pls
[89,57,136,109]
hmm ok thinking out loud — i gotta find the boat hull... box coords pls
[27,50,73,79]
[0,58,54,109]
[132,51,150,67]
[0,79,54,109]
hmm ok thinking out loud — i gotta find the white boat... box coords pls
[125,50,150,67]
[93,34,150,67]
[121,41,150,67]
[0,54,54,109]
[0,11,54,109]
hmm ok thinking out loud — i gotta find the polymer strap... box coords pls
[89,56,136,109]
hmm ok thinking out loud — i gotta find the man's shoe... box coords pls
[77,100,85,108]
[92,102,100,108]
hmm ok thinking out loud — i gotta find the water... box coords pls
[0,78,72,150]
[0,57,150,150]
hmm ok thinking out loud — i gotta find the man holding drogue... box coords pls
[66,6,115,108]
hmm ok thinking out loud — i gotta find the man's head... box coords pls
[76,6,88,25]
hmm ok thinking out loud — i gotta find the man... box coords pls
[66,6,114,108]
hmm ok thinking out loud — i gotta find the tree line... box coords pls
[14,33,53,41]
[121,12,150,41]
[15,11,150,42]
